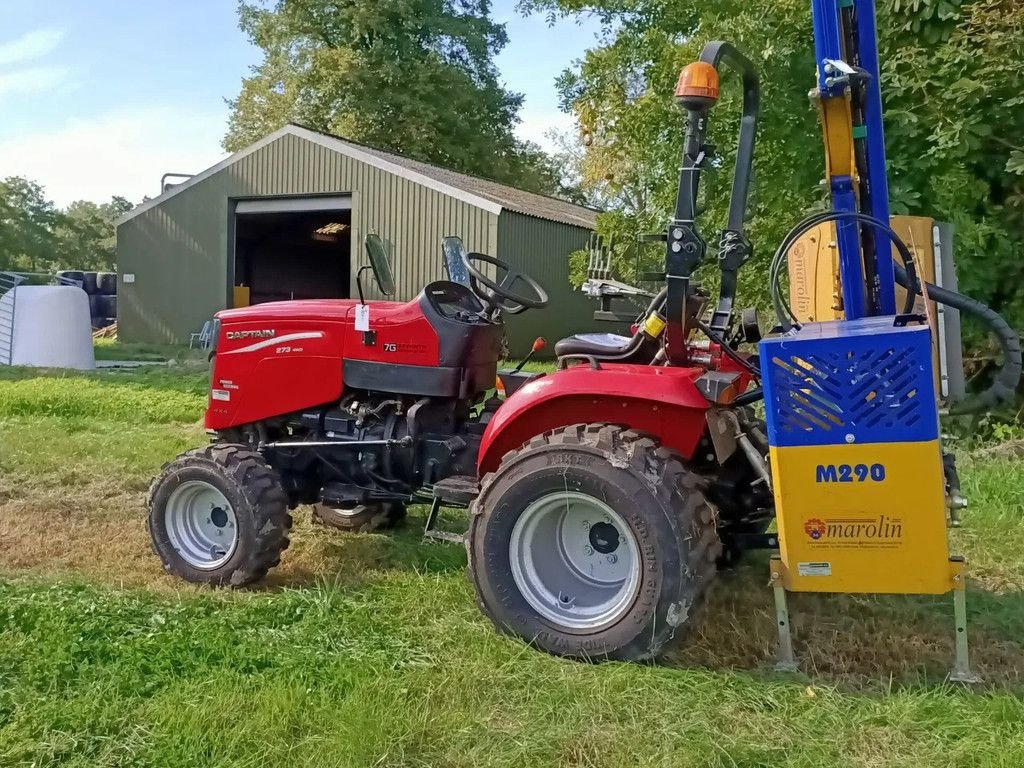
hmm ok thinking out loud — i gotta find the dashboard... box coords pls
[422,281,488,323]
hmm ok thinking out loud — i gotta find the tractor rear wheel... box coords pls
[311,501,406,533]
[147,444,291,586]
[468,423,721,662]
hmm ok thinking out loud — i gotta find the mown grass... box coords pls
[92,339,198,363]
[1,364,1024,766]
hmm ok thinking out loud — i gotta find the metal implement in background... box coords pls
[0,272,26,366]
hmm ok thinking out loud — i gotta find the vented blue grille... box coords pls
[759,317,938,447]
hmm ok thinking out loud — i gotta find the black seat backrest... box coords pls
[441,236,472,288]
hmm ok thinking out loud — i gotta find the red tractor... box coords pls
[148,45,775,661]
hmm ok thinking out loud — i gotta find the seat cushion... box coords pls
[554,332,633,358]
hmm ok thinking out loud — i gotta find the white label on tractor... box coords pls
[123,273,136,283]
[211,389,231,402]
[798,561,832,577]
[354,304,370,332]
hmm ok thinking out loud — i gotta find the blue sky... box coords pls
[0,0,602,206]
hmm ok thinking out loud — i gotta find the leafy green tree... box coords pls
[0,176,59,272]
[226,0,566,194]
[55,197,133,271]
[526,0,1024,333]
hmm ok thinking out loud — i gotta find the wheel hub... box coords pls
[509,491,641,630]
[165,480,238,570]
[210,506,229,528]
[589,521,620,554]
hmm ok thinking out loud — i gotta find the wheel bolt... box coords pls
[607,554,618,564]
[581,520,591,529]
[583,545,594,556]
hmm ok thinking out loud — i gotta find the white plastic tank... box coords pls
[0,286,96,370]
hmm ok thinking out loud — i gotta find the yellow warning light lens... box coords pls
[495,376,506,397]
[642,312,666,338]
[675,61,720,103]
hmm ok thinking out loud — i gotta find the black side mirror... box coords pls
[364,235,396,296]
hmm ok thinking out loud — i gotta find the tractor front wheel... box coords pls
[468,424,721,662]
[147,444,292,586]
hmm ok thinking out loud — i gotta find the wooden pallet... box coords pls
[92,321,118,340]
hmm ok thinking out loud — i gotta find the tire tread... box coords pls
[469,422,721,661]
[147,443,291,587]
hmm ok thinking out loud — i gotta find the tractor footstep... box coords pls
[423,475,478,544]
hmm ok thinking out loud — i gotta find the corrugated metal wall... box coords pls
[496,212,623,357]
[117,132,498,343]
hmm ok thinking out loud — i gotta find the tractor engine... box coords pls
[264,391,490,507]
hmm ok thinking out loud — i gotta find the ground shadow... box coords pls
[263,506,469,592]
[669,552,1024,690]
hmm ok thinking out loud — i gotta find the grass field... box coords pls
[1,353,1024,767]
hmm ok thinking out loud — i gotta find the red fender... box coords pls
[478,363,712,474]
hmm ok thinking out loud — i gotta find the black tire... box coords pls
[312,501,406,533]
[96,294,117,318]
[147,444,292,586]
[88,294,104,319]
[81,272,98,294]
[97,272,117,294]
[468,423,721,662]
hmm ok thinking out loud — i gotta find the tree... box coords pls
[55,197,133,271]
[226,0,565,195]
[0,176,59,272]
[524,0,1024,332]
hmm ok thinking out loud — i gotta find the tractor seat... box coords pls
[554,332,635,359]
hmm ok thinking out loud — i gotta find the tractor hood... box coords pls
[217,298,404,323]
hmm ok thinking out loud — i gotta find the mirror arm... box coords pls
[356,264,373,304]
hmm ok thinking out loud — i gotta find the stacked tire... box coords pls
[57,270,117,329]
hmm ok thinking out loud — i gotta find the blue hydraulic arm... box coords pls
[809,0,897,318]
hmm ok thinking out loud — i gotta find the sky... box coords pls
[0,0,602,207]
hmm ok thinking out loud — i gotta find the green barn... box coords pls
[115,124,603,356]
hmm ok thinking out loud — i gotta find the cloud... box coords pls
[515,107,577,152]
[0,29,68,98]
[0,66,68,97]
[0,106,230,206]
[0,28,64,66]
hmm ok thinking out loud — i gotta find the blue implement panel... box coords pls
[759,316,938,448]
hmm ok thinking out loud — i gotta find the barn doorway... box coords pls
[232,196,352,306]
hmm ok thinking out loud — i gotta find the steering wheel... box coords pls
[460,250,549,315]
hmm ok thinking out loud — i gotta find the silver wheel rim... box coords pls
[509,491,641,630]
[165,480,238,569]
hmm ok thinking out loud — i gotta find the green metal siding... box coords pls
[497,212,616,357]
[117,132,498,343]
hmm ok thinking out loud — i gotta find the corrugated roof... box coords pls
[311,128,599,229]
[118,124,600,229]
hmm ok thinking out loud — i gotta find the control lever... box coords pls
[513,338,546,372]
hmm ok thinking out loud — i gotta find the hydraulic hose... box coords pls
[770,211,918,331]
[771,210,1021,412]
[894,264,1022,413]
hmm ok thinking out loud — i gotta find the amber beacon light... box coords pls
[675,61,720,108]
